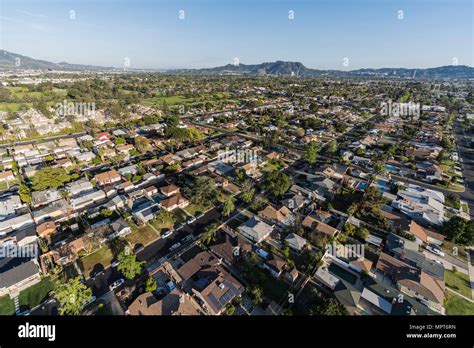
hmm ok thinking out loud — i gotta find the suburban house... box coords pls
[284,233,307,252]
[237,216,273,243]
[94,169,121,186]
[159,193,189,212]
[375,252,444,314]
[208,228,252,266]
[407,220,445,246]
[176,250,244,315]
[127,289,201,315]
[160,184,180,197]
[258,205,295,227]
[31,189,62,208]
[302,214,339,238]
[36,221,57,239]
[358,278,437,315]
[0,170,15,182]
[0,259,41,298]
[108,218,132,240]
[262,253,287,278]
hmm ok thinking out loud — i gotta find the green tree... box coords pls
[19,182,31,203]
[30,167,74,191]
[114,137,126,145]
[134,136,150,153]
[263,171,292,197]
[52,276,93,315]
[145,276,157,292]
[201,223,218,245]
[303,141,321,164]
[222,195,235,217]
[117,252,145,279]
[249,286,264,306]
[320,298,348,315]
[241,188,255,204]
[235,168,247,182]
[326,139,337,154]
[101,208,113,218]
[442,216,474,245]
[187,176,218,205]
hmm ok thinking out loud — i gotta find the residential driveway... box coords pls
[101,290,125,315]
[423,250,468,274]
[86,267,122,297]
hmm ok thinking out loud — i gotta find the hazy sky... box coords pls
[0,0,472,69]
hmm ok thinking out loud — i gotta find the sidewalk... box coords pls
[466,248,474,300]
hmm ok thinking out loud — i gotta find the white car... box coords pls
[169,242,181,251]
[427,245,445,257]
[109,279,125,291]
[111,260,121,268]
[161,230,173,239]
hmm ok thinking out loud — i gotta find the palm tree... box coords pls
[201,223,218,245]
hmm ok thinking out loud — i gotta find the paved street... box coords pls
[136,207,222,263]
[454,123,474,219]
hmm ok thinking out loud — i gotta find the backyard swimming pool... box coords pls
[376,179,390,192]
[385,164,397,171]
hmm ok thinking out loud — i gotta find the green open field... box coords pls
[445,269,472,299]
[445,292,474,315]
[126,224,159,246]
[18,277,56,311]
[79,247,114,278]
[184,203,211,216]
[0,295,15,315]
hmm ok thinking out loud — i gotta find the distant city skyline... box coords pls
[0,0,472,70]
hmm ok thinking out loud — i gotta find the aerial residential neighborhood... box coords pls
[1,64,473,319]
[0,3,473,347]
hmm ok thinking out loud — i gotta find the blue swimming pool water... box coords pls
[385,165,397,171]
[376,180,390,189]
[357,182,367,190]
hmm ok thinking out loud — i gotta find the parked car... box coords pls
[169,242,181,251]
[109,279,125,291]
[427,245,445,257]
[83,296,97,308]
[90,269,104,279]
[165,280,175,291]
[161,230,173,239]
[181,235,193,244]
[111,260,121,268]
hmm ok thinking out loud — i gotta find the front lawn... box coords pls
[444,292,474,315]
[79,247,114,278]
[0,295,15,315]
[18,277,55,311]
[445,270,472,299]
[184,203,211,216]
[126,224,159,246]
[173,209,188,225]
[442,241,468,264]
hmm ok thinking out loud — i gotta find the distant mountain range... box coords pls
[1,50,473,79]
[178,61,474,79]
[0,50,118,71]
